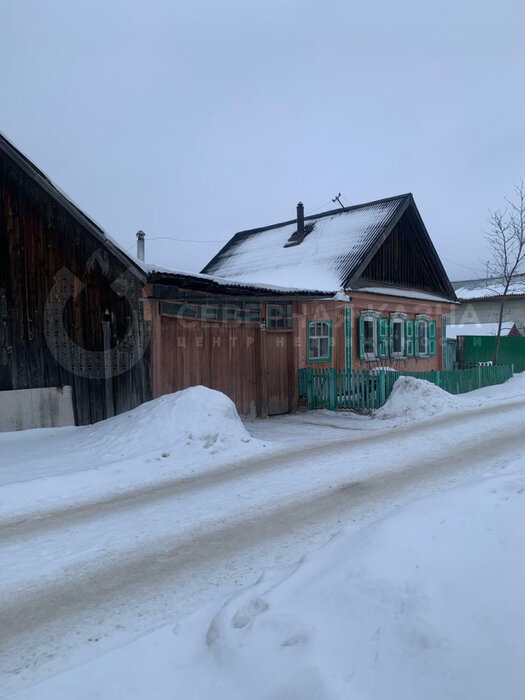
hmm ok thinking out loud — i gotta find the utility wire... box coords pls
[125,236,228,251]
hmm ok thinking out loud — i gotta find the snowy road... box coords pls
[3,394,525,694]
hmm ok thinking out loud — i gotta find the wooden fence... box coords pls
[299,364,514,411]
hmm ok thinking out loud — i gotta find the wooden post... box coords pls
[306,369,313,410]
[255,324,269,417]
[102,316,114,418]
[378,370,386,408]
[329,368,336,410]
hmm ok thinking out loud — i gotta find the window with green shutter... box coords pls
[415,315,430,357]
[390,313,407,358]
[359,311,379,361]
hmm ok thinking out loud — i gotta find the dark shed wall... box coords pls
[0,151,151,425]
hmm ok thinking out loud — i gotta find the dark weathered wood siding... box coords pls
[0,149,151,425]
[359,208,452,297]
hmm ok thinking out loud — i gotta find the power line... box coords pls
[125,235,228,251]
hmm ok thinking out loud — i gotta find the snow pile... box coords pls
[16,463,525,699]
[78,386,252,458]
[374,376,467,422]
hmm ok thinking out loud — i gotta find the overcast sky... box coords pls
[2,0,524,282]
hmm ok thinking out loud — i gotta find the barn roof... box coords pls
[0,130,149,283]
[453,274,525,301]
[0,131,330,298]
[202,193,456,300]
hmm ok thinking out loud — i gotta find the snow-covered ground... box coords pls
[16,457,525,700]
[3,376,525,697]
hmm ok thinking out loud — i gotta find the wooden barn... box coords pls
[0,132,151,428]
[203,195,458,375]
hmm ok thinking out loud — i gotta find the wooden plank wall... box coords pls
[154,311,260,416]
[0,150,151,425]
[150,301,298,417]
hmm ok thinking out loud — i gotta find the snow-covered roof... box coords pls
[146,264,333,296]
[203,194,456,303]
[453,275,525,300]
[203,195,414,292]
[446,322,518,340]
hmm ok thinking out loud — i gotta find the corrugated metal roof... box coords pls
[453,274,525,300]
[203,195,412,291]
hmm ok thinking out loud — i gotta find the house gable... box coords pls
[351,203,456,299]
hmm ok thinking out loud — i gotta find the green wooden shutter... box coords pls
[378,318,389,359]
[388,318,394,356]
[428,320,437,356]
[405,319,414,356]
[414,319,420,356]
[359,314,365,360]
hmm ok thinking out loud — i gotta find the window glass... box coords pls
[392,319,404,354]
[308,320,331,361]
[418,320,428,354]
[268,303,293,330]
[363,319,375,355]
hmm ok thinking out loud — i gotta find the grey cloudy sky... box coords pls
[2,0,524,282]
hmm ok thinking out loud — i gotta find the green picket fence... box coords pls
[299,364,514,411]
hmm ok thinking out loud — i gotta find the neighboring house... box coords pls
[203,196,457,373]
[0,132,330,428]
[451,275,525,335]
[446,322,521,340]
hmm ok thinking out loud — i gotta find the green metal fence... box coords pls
[299,364,514,411]
[459,336,525,372]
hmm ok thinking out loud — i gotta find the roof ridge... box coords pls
[231,192,413,239]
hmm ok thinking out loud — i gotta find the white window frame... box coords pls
[308,320,332,362]
[362,310,379,361]
[390,312,407,358]
[415,314,429,357]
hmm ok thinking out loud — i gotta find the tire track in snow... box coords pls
[2,398,525,543]
[2,413,525,685]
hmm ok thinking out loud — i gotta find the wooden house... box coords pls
[203,196,458,376]
[0,132,329,427]
[0,130,458,428]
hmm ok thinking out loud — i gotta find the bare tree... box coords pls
[486,180,525,364]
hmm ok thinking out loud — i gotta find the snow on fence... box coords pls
[299,364,514,411]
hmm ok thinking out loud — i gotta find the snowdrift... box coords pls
[78,385,252,458]
[374,375,469,422]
